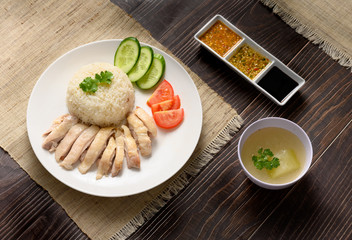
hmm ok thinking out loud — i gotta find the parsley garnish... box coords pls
[252,148,280,170]
[79,71,113,93]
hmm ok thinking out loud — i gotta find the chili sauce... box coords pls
[199,21,242,57]
[229,44,270,80]
[258,67,299,102]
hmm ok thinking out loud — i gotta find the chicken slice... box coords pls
[55,123,89,162]
[42,114,68,136]
[96,136,116,180]
[127,112,152,157]
[121,125,140,169]
[42,114,79,152]
[111,130,124,177]
[59,125,100,170]
[79,149,87,162]
[134,107,157,137]
[78,127,115,174]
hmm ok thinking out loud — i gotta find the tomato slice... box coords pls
[147,80,174,107]
[170,95,181,109]
[153,108,184,129]
[151,99,173,114]
[151,95,181,114]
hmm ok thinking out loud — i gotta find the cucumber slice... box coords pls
[114,37,140,73]
[128,46,154,82]
[136,54,165,89]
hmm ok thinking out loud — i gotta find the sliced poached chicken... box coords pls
[42,114,78,152]
[111,130,124,176]
[121,125,140,169]
[134,107,157,138]
[96,136,116,180]
[78,127,115,174]
[55,123,89,162]
[127,112,152,157]
[59,125,99,170]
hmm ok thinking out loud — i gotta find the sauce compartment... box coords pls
[257,63,302,104]
[194,16,245,59]
[194,14,305,106]
[227,44,271,80]
[199,20,242,57]
[224,41,273,82]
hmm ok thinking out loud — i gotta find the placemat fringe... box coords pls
[109,115,243,240]
[0,1,244,237]
[260,0,352,70]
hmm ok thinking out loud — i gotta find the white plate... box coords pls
[27,39,202,197]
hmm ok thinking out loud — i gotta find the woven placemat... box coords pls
[260,0,352,70]
[0,1,242,239]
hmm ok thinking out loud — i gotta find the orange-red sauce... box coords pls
[199,21,242,57]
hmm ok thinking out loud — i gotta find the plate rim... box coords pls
[26,39,203,197]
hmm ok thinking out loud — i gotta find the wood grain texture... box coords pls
[0,0,351,239]
[111,0,352,239]
[251,123,352,240]
[0,148,88,240]
[113,0,309,113]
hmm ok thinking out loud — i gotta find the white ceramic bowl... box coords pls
[238,117,313,190]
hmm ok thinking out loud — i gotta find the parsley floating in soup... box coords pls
[241,127,305,184]
[252,148,280,170]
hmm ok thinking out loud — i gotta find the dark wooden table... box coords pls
[1,0,351,239]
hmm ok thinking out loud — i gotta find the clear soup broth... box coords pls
[241,127,306,184]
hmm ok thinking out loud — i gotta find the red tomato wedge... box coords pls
[151,95,181,114]
[170,95,181,109]
[153,108,184,129]
[147,80,174,107]
[152,99,173,113]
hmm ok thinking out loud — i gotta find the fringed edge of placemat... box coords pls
[260,0,352,71]
[109,115,243,240]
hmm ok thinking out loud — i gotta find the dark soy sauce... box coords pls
[258,67,298,102]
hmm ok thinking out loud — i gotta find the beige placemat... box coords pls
[260,0,352,70]
[0,0,242,239]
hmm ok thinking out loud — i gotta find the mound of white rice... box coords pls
[66,62,135,127]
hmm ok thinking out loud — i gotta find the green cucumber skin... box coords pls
[114,37,140,74]
[136,54,165,90]
[128,46,154,82]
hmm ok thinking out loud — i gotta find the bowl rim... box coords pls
[237,117,313,189]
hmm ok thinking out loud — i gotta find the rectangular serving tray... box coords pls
[194,14,305,106]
